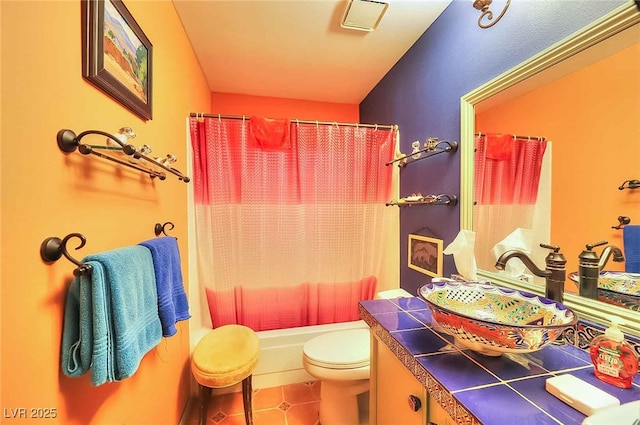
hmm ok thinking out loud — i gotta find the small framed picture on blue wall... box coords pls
[408,234,443,277]
[82,0,152,120]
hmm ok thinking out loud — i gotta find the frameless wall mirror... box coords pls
[460,1,640,336]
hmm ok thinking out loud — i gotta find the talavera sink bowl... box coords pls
[568,271,640,297]
[418,280,578,356]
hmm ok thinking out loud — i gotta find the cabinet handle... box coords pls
[407,394,422,412]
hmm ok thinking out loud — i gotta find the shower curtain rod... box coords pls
[475,132,546,141]
[189,113,397,131]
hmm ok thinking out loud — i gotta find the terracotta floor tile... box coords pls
[216,413,247,425]
[254,408,287,425]
[199,383,325,425]
[285,402,320,425]
[283,381,321,404]
[253,386,284,410]
[217,391,244,416]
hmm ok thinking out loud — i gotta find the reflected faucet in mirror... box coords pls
[578,241,625,300]
[495,244,567,303]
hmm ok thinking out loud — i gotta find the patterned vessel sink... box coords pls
[418,280,578,356]
[568,271,640,297]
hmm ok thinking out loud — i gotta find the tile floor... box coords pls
[185,381,321,425]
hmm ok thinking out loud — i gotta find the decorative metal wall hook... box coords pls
[40,233,92,276]
[612,216,631,230]
[618,179,640,190]
[473,0,511,29]
[154,222,175,237]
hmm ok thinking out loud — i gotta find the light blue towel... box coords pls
[61,246,162,386]
[624,225,640,273]
[139,237,190,337]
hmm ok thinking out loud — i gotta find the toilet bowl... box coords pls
[302,288,412,425]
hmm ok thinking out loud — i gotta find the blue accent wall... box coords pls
[360,1,627,296]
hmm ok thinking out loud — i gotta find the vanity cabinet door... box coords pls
[371,335,427,425]
[427,394,456,425]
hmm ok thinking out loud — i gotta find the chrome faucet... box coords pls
[495,243,566,303]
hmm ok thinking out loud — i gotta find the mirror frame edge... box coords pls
[460,0,640,337]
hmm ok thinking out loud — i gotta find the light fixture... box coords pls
[473,0,511,29]
[341,0,389,32]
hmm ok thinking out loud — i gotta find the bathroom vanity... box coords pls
[360,297,640,425]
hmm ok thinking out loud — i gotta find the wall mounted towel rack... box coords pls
[154,222,175,237]
[40,233,92,276]
[618,179,640,190]
[56,129,191,183]
[386,193,458,207]
[612,216,631,230]
[386,138,458,167]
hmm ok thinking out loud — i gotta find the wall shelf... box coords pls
[386,138,458,167]
[386,194,458,207]
[57,128,190,183]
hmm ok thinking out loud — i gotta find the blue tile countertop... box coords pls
[358,297,640,425]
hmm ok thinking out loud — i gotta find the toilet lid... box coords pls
[303,329,370,369]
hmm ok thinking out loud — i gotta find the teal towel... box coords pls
[61,246,162,386]
[139,237,190,337]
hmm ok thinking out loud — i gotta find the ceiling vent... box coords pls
[340,0,389,32]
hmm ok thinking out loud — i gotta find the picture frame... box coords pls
[408,234,443,277]
[82,0,152,120]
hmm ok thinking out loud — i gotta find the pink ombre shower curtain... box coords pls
[474,133,548,271]
[190,116,398,331]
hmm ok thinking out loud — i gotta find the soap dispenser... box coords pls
[578,241,607,300]
[589,316,639,389]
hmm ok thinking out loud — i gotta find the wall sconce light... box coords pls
[473,0,511,29]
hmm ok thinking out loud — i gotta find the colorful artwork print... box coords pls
[82,0,153,120]
[408,234,443,277]
[104,0,148,103]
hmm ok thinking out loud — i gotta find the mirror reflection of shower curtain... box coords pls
[474,134,551,282]
[190,116,399,331]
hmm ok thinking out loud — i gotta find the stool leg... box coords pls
[241,375,253,425]
[199,384,212,425]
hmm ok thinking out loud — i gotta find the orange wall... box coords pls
[476,42,640,291]
[1,1,210,424]
[211,92,359,122]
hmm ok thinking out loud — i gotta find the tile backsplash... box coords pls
[566,319,640,358]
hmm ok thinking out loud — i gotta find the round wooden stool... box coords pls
[191,324,260,425]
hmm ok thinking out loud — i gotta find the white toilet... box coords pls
[302,288,412,425]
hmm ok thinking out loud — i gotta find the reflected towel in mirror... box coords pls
[623,225,640,273]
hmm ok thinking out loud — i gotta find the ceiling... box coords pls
[172,0,453,104]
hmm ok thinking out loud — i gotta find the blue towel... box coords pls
[61,246,162,386]
[139,237,190,337]
[624,225,640,273]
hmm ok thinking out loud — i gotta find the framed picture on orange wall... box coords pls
[82,0,152,120]
[408,234,443,277]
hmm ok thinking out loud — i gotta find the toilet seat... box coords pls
[303,329,370,369]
